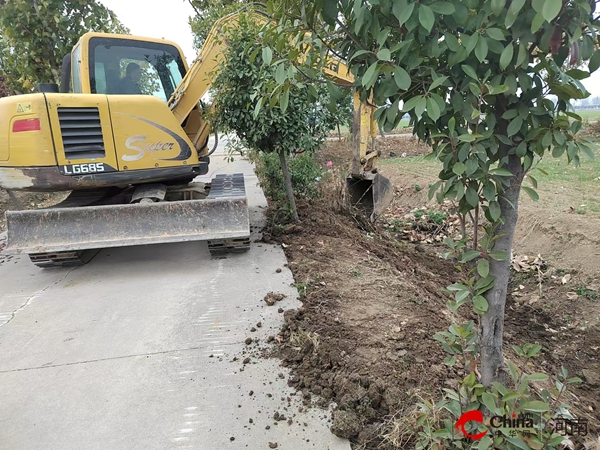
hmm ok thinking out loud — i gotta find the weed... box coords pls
[289,328,320,352]
[413,183,422,192]
[414,209,425,219]
[386,218,405,232]
[408,296,424,306]
[292,282,308,297]
[427,210,448,225]
[349,267,362,277]
[253,151,325,222]
[575,285,598,300]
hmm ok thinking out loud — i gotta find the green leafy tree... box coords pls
[212,13,334,222]
[0,75,10,98]
[0,0,128,92]
[188,0,249,49]
[268,0,599,386]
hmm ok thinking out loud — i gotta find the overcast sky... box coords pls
[100,0,197,63]
[99,0,600,97]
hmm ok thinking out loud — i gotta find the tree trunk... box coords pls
[337,124,342,141]
[278,149,299,223]
[480,153,523,387]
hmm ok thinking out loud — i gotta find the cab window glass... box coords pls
[88,38,186,101]
[72,45,82,93]
[94,63,107,94]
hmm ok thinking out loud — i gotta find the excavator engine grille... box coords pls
[57,107,105,159]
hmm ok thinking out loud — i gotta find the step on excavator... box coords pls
[0,10,393,268]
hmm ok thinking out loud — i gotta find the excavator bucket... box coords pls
[5,174,250,260]
[346,173,394,222]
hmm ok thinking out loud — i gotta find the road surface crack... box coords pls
[0,341,241,373]
[0,267,78,329]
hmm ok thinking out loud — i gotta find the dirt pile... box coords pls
[263,197,461,447]
[262,139,600,448]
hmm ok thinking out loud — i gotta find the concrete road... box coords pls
[0,141,349,450]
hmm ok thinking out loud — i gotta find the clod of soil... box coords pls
[330,410,361,439]
[245,338,253,345]
[268,443,278,449]
[264,292,286,306]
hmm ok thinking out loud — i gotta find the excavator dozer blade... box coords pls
[5,196,250,255]
[346,173,394,222]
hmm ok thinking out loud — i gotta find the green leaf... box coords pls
[430,76,449,90]
[415,96,427,116]
[475,36,488,62]
[262,47,273,66]
[532,0,545,13]
[462,251,481,262]
[458,133,476,142]
[465,186,479,207]
[362,62,379,87]
[491,85,509,95]
[426,97,441,121]
[444,32,460,51]
[392,0,414,26]
[280,88,290,113]
[453,162,466,175]
[542,0,562,22]
[527,373,549,382]
[481,392,497,413]
[402,95,423,112]
[490,168,513,176]
[522,186,539,201]
[491,0,506,16]
[461,65,478,80]
[447,283,468,291]
[473,295,489,312]
[418,5,435,33]
[499,43,514,70]
[531,12,545,33]
[350,49,374,61]
[589,50,600,73]
[253,97,264,119]
[579,143,595,160]
[464,33,479,54]
[477,259,490,277]
[394,66,411,90]
[486,28,504,41]
[377,48,392,61]
[488,201,501,221]
[275,63,286,84]
[522,401,549,412]
[429,1,455,14]
[507,116,523,137]
[489,250,507,261]
[322,0,339,25]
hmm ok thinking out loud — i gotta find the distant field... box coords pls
[576,109,600,120]
[329,118,411,136]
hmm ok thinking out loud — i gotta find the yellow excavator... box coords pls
[0,10,392,268]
